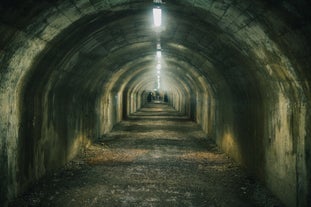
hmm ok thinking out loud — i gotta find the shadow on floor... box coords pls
[9,103,284,207]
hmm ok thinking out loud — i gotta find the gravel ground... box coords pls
[9,103,284,207]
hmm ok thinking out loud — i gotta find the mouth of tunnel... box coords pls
[1,0,311,206]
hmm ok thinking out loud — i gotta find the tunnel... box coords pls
[0,0,311,206]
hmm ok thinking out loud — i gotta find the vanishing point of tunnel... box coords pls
[0,0,311,206]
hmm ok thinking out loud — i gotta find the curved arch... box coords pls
[0,1,310,206]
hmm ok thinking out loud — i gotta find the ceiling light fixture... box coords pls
[157,50,161,59]
[156,64,161,70]
[153,7,162,27]
[157,43,161,50]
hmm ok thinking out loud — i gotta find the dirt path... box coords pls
[10,103,283,207]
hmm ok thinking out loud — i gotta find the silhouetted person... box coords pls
[164,94,168,102]
[147,93,152,102]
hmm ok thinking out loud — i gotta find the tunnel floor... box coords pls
[10,103,283,207]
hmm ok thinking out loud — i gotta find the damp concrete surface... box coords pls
[9,104,283,207]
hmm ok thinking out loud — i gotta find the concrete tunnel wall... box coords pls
[0,0,311,206]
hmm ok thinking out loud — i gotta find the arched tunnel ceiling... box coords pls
[1,1,311,205]
[0,0,310,101]
[17,2,273,101]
